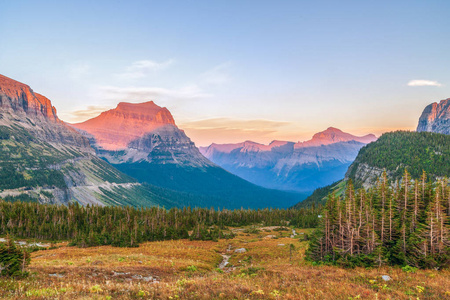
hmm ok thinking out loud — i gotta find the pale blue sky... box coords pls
[1,0,449,145]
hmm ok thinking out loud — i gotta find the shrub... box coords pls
[402,265,418,273]
[0,240,31,277]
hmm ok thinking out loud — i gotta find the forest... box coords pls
[0,201,320,248]
[347,131,450,181]
[307,170,450,269]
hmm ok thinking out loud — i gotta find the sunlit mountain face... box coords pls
[73,101,176,151]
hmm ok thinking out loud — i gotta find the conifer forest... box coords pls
[307,171,450,269]
[0,202,319,247]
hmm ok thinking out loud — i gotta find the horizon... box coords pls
[1,1,449,146]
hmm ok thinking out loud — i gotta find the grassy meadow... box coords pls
[1,226,449,299]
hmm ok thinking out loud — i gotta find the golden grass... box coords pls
[1,226,449,299]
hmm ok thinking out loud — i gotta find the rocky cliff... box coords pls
[417,98,450,134]
[0,74,59,122]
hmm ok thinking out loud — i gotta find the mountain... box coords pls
[71,101,304,209]
[0,74,181,208]
[296,130,450,208]
[73,101,212,167]
[199,127,377,193]
[294,127,377,148]
[417,98,450,134]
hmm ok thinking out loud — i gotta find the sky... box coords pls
[1,0,449,146]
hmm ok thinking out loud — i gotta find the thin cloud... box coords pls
[116,59,174,79]
[407,79,442,87]
[64,105,113,123]
[68,62,90,80]
[182,118,290,130]
[99,85,212,101]
[200,62,232,85]
[180,118,293,146]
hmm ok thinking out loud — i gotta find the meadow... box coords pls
[1,225,449,299]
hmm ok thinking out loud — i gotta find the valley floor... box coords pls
[1,227,449,299]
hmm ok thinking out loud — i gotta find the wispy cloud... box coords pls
[180,118,293,146]
[116,59,174,79]
[68,62,90,80]
[98,85,212,101]
[182,118,290,130]
[407,79,442,87]
[64,105,113,123]
[200,62,232,85]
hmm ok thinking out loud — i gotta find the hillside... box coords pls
[346,131,450,188]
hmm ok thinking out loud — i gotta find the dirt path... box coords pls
[218,254,231,269]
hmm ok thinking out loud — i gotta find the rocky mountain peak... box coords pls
[0,74,59,122]
[295,127,377,148]
[114,101,175,123]
[71,101,212,167]
[417,98,450,134]
[72,101,176,150]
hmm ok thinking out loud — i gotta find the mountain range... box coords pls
[70,100,305,208]
[199,127,377,193]
[0,74,306,209]
[3,72,449,210]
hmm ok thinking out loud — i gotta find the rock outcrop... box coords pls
[0,74,59,123]
[0,74,90,148]
[417,98,450,134]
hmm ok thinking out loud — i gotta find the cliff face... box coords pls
[73,101,176,150]
[0,74,59,122]
[0,74,90,148]
[199,128,376,193]
[417,98,450,134]
[72,101,212,167]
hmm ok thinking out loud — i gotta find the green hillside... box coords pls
[346,130,450,182]
[0,123,194,208]
[293,180,346,209]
